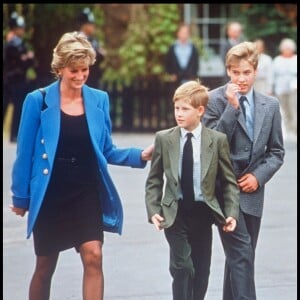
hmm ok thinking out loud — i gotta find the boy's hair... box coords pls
[173,80,209,108]
[226,41,259,70]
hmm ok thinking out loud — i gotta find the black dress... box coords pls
[33,110,103,255]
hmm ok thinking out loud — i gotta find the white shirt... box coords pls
[272,54,297,95]
[179,124,203,202]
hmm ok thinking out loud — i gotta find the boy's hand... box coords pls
[223,216,237,232]
[151,214,165,231]
[225,83,240,109]
[238,173,259,193]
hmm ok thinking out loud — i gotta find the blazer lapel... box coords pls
[252,94,266,146]
[167,127,181,182]
[237,109,249,135]
[82,86,106,148]
[40,82,61,168]
[201,127,214,180]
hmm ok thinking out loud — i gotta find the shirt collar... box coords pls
[238,88,254,104]
[180,123,202,139]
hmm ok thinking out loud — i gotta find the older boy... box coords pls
[202,41,285,300]
[145,80,240,300]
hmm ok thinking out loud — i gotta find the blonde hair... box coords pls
[173,80,209,108]
[51,31,96,78]
[226,41,259,70]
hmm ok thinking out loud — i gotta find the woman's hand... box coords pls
[141,144,154,161]
[9,205,27,217]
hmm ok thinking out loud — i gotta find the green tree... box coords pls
[239,4,297,57]
[101,4,181,90]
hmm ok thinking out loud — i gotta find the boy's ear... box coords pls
[198,105,205,116]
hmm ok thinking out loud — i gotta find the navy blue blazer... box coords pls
[11,80,146,238]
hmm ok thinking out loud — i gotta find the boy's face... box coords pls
[174,99,204,132]
[227,59,257,95]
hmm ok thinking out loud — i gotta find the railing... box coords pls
[103,76,223,132]
[104,80,177,133]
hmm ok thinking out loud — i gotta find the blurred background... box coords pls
[3,3,297,134]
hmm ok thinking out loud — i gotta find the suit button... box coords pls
[41,139,45,144]
[43,168,49,175]
[244,147,249,151]
[42,153,48,159]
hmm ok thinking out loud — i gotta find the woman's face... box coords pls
[59,61,90,90]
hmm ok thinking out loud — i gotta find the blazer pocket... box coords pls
[162,196,175,207]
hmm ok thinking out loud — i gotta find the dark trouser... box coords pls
[164,202,214,300]
[218,208,261,300]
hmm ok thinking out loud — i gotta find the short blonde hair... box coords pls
[51,31,96,78]
[173,80,209,108]
[226,41,259,70]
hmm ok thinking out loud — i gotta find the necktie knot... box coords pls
[186,132,193,140]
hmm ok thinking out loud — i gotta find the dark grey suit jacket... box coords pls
[202,84,285,217]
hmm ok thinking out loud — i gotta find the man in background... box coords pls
[3,11,35,143]
[77,7,106,89]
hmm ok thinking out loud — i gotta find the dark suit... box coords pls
[220,39,243,84]
[145,125,239,300]
[202,85,285,300]
[165,42,199,85]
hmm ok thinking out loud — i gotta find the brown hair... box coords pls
[225,41,259,70]
[173,80,209,108]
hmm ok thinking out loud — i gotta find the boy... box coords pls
[202,41,284,300]
[145,80,240,300]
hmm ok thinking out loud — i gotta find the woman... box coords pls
[272,38,297,138]
[10,31,153,300]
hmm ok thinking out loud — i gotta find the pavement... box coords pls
[3,132,297,300]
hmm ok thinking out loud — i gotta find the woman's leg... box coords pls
[79,240,104,300]
[29,252,59,300]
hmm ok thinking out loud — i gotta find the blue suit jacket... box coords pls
[11,80,146,238]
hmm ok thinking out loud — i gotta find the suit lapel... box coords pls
[40,82,61,168]
[167,127,181,181]
[83,86,105,147]
[252,94,266,145]
[201,127,213,180]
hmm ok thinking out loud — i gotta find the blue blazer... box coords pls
[11,80,146,238]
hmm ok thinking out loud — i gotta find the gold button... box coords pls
[43,168,49,175]
[42,153,48,159]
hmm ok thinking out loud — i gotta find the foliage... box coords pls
[239,4,297,57]
[101,4,181,90]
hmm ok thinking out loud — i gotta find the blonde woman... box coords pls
[10,31,153,300]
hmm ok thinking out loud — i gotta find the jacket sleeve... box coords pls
[145,133,164,222]
[11,92,42,209]
[100,92,146,169]
[217,134,240,220]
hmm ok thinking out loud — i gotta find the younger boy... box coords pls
[145,80,240,300]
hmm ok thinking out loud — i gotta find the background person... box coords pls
[165,23,199,87]
[3,11,35,143]
[77,7,106,89]
[253,38,273,95]
[220,21,244,84]
[9,31,153,300]
[272,38,297,139]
